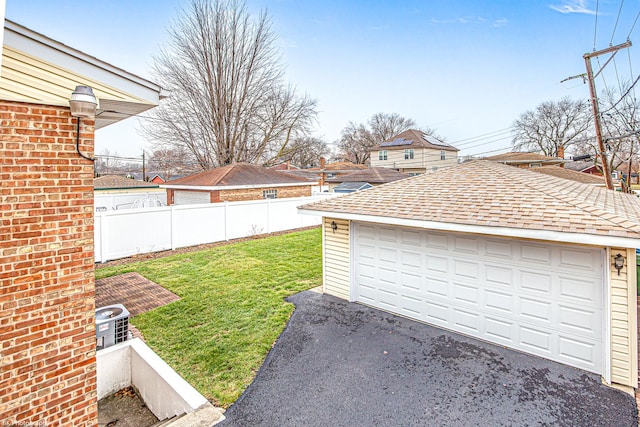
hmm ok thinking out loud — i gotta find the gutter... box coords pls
[298,208,640,249]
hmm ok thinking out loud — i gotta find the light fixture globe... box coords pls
[69,85,97,118]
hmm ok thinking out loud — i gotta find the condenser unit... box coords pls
[96,304,130,350]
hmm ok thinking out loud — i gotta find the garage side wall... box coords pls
[322,217,350,300]
[609,247,638,388]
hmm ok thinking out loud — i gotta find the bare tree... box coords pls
[95,149,124,176]
[266,136,328,168]
[336,113,418,164]
[511,97,592,156]
[141,0,317,170]
[148,147,197,180]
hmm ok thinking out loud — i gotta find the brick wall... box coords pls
[219,185,311,202]
[0,101,97,425]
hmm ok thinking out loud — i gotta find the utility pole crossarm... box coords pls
[583,40,632,190]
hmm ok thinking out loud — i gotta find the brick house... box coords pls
[0,19,161,426]
[162,163,317,205]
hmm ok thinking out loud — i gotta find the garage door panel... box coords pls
[454,236,479,254]
[426,277,449,297]
[519,297,552,323]
[485,264,513,287]
[558,336,597,364]
[452,308,480,333]
[520,244,552,265]
[559,277,601,304]
[453,283,480,305]
[559,248,599,270]
[426,234,448,249]
[485,290,513,314]
[353,223,604,375]
[485,239,514,259]
[426,255,448,274]
[485,317,515,342]
[453,259,479,279]
[558,305,600,335]
[519,327,552,353]
[520,271,553,295]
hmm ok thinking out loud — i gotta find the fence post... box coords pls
[171,205,177,250]
[266,199,271,234]
[100,210,109,263]
[224,201,229,241]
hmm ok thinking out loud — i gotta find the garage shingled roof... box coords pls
[299,160,640,240]
[163,163,316,187]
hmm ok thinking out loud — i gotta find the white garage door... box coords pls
[173,190,210,205]
[353,223,605,374]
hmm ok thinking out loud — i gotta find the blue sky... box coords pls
[5,0,640,159]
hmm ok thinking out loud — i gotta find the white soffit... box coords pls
[1,19,162,129]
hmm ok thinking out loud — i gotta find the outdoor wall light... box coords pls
[331,221,338,232]
[69,85,97,162]
[69,85,97,118]
[614,253,625,275]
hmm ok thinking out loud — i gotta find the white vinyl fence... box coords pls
[94,194,333,263]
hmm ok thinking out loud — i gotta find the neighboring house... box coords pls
[94,175,164,210]
[307,158,369,187]
[484,152,565,168]
[1,18,161,426]
[370,129,458,174]
[299,160,639,394]
[564,160,602,175]
[333,182,373,193]
[162,163,317,205]
[325,167,410,192]
[528,166,606,185]
[95,175,161,193]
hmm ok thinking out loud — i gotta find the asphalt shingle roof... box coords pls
[325,167,410,184]
[94,175,159,190]
[300,160,640,240]
[373,129,458,151]
[529,166,605,184]
[484,152,564,164]
[163,163,315,187]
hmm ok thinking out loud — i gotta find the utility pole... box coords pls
[583,41,632,190]
[142,151,146,181]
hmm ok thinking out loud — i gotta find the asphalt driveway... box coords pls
[219,291,637,426]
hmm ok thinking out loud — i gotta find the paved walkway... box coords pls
[96,272,180,339]
[220,291,637,427]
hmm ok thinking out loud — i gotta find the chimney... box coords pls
[320,157,326,169]
[557,145,565,168]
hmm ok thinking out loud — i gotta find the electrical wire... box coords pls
[593,0,600,51]
[628,9,640,39]
[610,0,625,45]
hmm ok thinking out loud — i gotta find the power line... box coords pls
[610,0,625,45]
[593,0,600,51]
[628,9,640,39]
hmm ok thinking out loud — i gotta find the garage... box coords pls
[300,160,639,390]
[173,190,210,205]
[353,222,605,374]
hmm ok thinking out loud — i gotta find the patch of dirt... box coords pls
[96,226,320,269]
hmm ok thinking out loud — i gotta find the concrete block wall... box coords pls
[0,101,97,425]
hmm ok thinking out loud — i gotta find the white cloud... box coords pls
[549,0,596,15]
[493,18,508,28]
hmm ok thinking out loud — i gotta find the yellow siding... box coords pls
[323,218,350,300]
[609,248,638,387]
[370,147,457,172]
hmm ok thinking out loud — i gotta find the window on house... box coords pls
[263,189,277,199]
[440,150,446,160]
[378,150,388,161]
[529,163,542,168]
[404,149,414,160]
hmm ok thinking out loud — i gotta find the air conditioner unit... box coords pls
[96,304,130,350]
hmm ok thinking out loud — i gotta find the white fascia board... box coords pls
[0,3,5,72]
[3,19,161,103]
[161,182,317,191]
[298,209,640,249]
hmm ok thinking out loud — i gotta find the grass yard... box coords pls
[95,228,322,408]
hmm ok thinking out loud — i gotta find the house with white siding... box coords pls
[370,129,458,174]
[299,160,639,395]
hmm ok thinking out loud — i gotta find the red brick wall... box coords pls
[0,101,97,425]
[219,185,311,202]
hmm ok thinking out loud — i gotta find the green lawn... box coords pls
[95,228,322,407]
